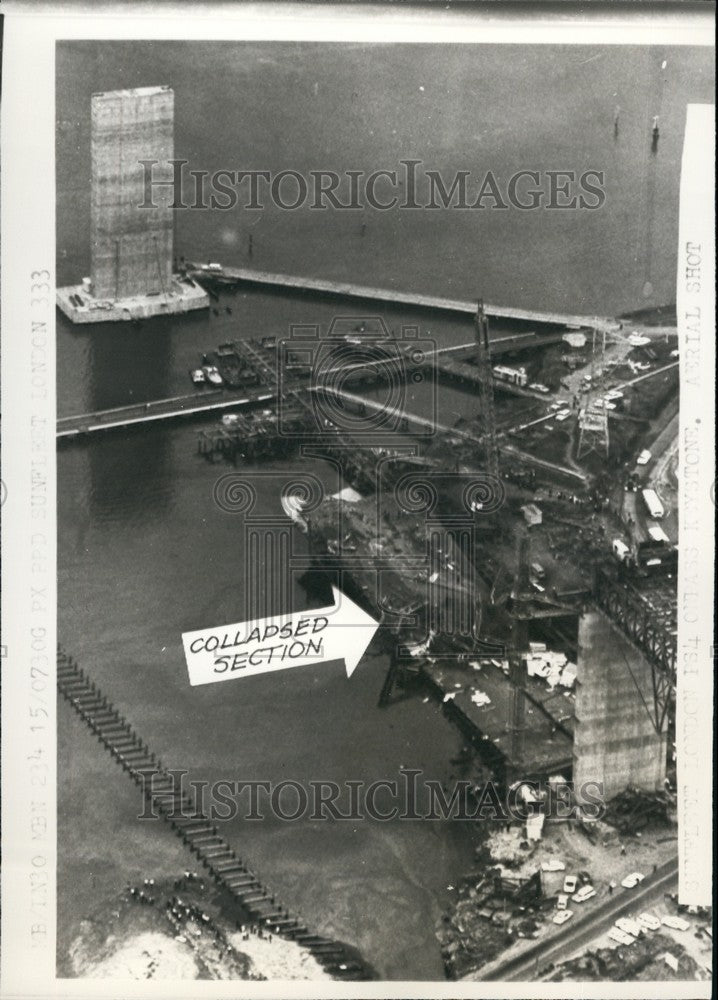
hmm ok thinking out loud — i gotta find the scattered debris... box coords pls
[604,787,675,834]
[548,932,703,981]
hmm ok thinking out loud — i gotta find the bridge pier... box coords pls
[573,608,667,803]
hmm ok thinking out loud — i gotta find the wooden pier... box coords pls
[188,264,620,333]
[57,648,371,980]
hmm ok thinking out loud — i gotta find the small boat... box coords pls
[191,368,206,386]
[203,365,223,387]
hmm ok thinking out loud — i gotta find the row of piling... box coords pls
[57,647,370,980]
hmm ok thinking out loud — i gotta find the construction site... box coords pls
[194,288,679,792]
[185,282,688,979]
[50,76,705,984]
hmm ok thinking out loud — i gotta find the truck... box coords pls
[641,488,664,519]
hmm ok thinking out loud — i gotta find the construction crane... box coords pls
[474,300,499,483]
[577,327,610,460]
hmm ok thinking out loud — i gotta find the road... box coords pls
[473,856,678,982]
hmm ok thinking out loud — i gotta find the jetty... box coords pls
[187,263,620,333]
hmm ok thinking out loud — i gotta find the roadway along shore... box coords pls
[469,857,678,982]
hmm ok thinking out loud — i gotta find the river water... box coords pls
[56,41,712,978]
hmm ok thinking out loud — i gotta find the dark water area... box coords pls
[56,41,712,979]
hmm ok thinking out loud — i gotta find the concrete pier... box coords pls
[189,263,621,333]
[573,609,667,801]
[56,274,208,323]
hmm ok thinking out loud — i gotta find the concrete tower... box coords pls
[91,86,174,300]
[57,86,207,323]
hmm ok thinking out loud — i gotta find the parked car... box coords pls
[202,364,223,386]
[563,875,578,894]
[616,917,643,937]
[638,912,661,931]
[553,910,573,925]
[621,872,645,889]
[572,885,596,903]
[541,859,566,873]
[556,893,569,910]
[609,927,636,946]
[662,915,690,931]
[637,449,652,465]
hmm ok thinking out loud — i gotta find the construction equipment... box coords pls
[474,300,500,482]
[577,328,610,460]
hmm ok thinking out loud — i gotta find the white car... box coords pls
[621,872,645,889]
[555,409,571,422]
[609,927,636,946]
[662,915,690,931]
[602,399,617,410]
[553,909,573,925]
[556,893,570,910]
[605,389,624,400]
[616,917,643,937]
[530,383,550,394]
[636,449,652,465]
[638,912,661,931]
[541,859,566,872]
[563,875,579,894]
[572,885,596,903]
[202,364,223,386]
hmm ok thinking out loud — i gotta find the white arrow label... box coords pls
[182,586,380,686]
